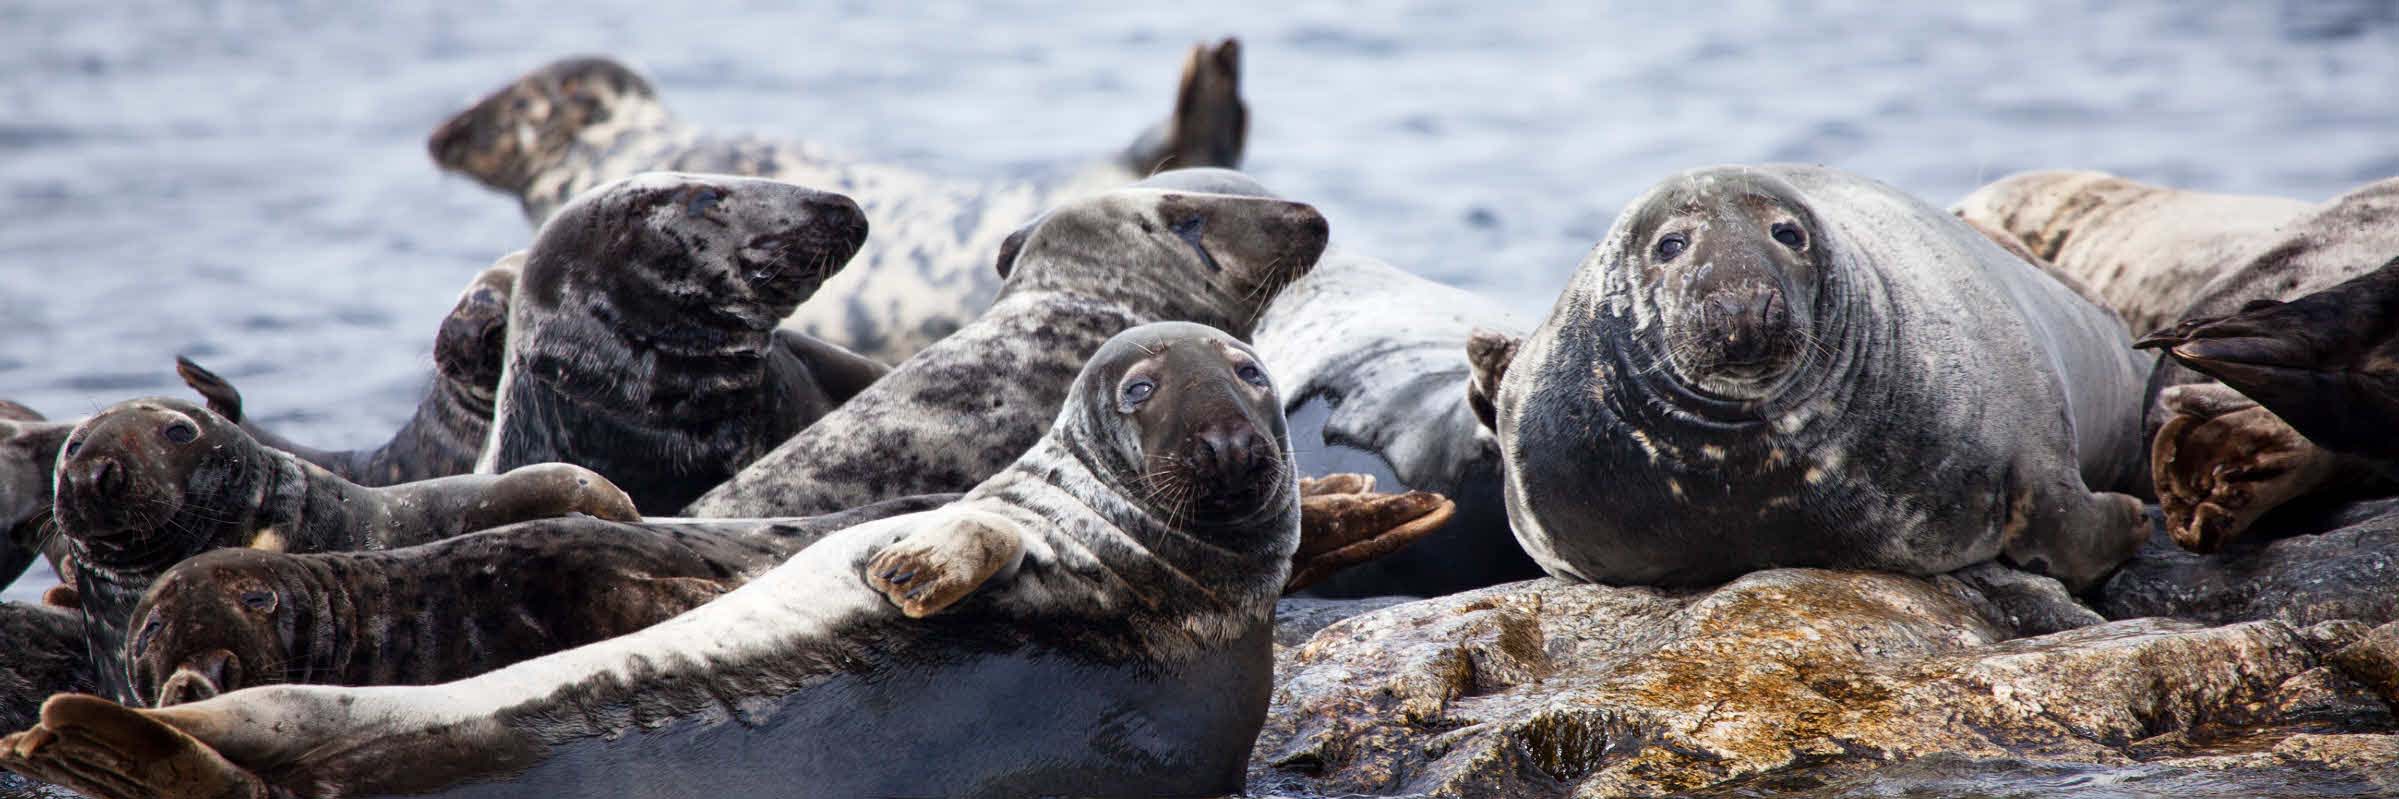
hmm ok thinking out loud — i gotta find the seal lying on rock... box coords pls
[477,173,888,514]
[1477,165,2153,590]
[50,397,639,701]
[2133,257,2399,551]
[430,41,1249,361]
[172,253,523,487]
[684,169,1328,517]
[1953,169,2317,336]
[0,322,1309,799]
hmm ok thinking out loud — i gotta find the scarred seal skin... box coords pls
[477,172,887,514]
[48,397,639,701]
[428,41,1249,362]
[0,322,1303,799]
[174,253,525,487]
[684,168,1328,518]
[1486,164,2152,592]
[123,494,952,707]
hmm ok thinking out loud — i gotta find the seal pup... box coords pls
[1478,164,2152,591]
[0,322,1306,799]
[51,397,639,701]
[172,253,523,487]
[1953,169,2316,335]
[684,169,1329,517]
[121,494,951,707]
[430,41,1249,361]
[2133,256,2399,551]
[477,172,888,514]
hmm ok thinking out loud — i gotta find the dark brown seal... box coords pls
[479,172,888,514]
[172,253,522,487]
[0,322,1309,799]
[50,397,638,701]
[683,168,1329,517]
[0,406,72,588]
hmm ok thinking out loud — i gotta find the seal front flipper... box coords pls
[0,694,265,799]
[774,329,891,404]
[2146,383,2351,552]
[1465,328,1522,435]
[864,509,1027,618]
[1121,38,1246,174]
[172,358,245,423]
[401,462,644,532]
[1286,475,1455,594]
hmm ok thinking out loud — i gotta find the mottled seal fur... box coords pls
[1953,169,2317,336]
[477,172,887,514]
[173,253,523,487]
[50,397,639,701]
[429,41,1249,362]
[685,169,1328,517]
[123,495,951,707]
[0,322,1304,799]
[1482,164,2152,591]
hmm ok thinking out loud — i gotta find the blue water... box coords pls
[3,1,2397,603]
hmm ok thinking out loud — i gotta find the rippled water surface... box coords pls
[3,2,2395,598]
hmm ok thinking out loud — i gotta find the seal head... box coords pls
[53,400,257,575]
[1627,173,1828,400]
[1069,322,1294,542]
[125,549,288,707]
[428,56,657,194]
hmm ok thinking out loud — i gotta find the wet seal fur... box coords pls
[1480,164,2152,591]
[1953,169,2317,336]
[174,253,524,487]
[50,398,639,701]
[477,172,888,514]
[124,495,951,707]
[685,169,1328,517]
[0,322,1303,799]
[0,601,89,799]
[0,403,73,588]
[429,41,1249,362]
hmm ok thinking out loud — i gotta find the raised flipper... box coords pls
[0,694,264,799]
[1465,328,1522,435]
[1120,38,1247,175]
[2146,382,2351,552]
[1285,474,1455,594]
[424,462,645,532]
[2136,255,2399,465]
[865,509,1027,618]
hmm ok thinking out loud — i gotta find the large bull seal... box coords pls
[428,41,1248,362]
[1478,165,2152,591]
[0,322,1305,799]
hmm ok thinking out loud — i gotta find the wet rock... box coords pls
[2100,503,2399,626]
[1252,570,2399,798]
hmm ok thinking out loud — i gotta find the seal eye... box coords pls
[133,618,161,657]
[240,591,276,613]
[1771,222,1807,250]
[162,422,197,445]
[62,437,80,458]
[1655,233,1688,261]
[1121,379,1156,410]
[1236,363,1269,387]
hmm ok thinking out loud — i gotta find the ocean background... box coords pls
[4,0,2397,601]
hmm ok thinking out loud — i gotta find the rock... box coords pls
[2101,501,2399,626]
[1252,570,2399,798]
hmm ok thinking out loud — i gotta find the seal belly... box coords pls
[413,626,1272,799]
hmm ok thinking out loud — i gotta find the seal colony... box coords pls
[1480,164,2152,591]
[1,323,1304,799]
[430,41,1249,362]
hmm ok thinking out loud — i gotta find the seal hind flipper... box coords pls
[0,694,264,799]
[171,358,244,423]
[1122,38,1246,175]
[864,509,1027,618]
[1465,328,1521,435]
[2146,383,2349,552]
[1286,477,1455,594]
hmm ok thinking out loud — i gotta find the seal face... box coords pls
[483,172,880,514]
[1494,165,2151,591]
[683,170,1328,517]
[0,408,72,587]
[0,323,1302,799]
[427,44,1249,363]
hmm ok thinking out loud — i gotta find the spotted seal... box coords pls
[50,397,639,701]
[1953,169,2317,336]
[122,494,952,708]
[429,40,1249,362]
[172,253,522,487]
[683,169,1328,517]
[1478,164,2153,590]
[476,172,887,514]
[0,322,1305,798]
